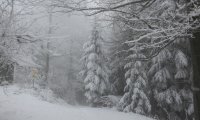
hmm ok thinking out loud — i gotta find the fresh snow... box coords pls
[0,85,153,120]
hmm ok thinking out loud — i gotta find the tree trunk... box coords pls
[44,2,53,85]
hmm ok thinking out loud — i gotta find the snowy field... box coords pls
[0,85,153,120]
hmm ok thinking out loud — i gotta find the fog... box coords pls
[0,1,198,120]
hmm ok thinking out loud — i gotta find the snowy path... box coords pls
[0,85,153,120]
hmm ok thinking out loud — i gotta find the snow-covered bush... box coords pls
[94,95,121,107]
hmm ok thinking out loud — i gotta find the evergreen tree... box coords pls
[109,28,133,95]
[148,41,194,119]
[148,48,180,119]
[80,21,110,104]
[118,44,151,115]
[174,40,194,120]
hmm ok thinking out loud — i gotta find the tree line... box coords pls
[77,0,200,120]
[0,0,199,120]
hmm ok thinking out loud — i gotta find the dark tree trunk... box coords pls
[190,31,200,120]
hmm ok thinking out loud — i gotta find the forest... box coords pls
[0,0,200,120]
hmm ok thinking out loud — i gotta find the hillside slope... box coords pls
[0,85,153,120]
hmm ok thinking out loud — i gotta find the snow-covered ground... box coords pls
[0,85,153,120]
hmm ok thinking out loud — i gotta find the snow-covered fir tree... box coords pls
[80,21,110,104]
[118,44,151,115]
[109,27,133,95]
[148,41,194,119]
[174,40,194,120]
[148,48,182,119]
